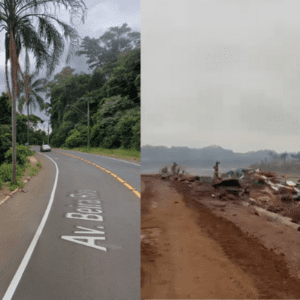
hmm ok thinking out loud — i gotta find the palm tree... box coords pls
[0,0,87,183]
[18,51,47,145]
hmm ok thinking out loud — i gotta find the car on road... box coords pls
[40,144,51,152]
[25,143,29,146]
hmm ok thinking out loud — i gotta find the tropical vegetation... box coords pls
[0,20,140,188]
[45,23,140,152]
[0,0,87,183]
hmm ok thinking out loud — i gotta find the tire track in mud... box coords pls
[173,180,300,299]
[141,175,261,299]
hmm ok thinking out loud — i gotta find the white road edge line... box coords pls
[3,153,59,300]
[59,149,140,167]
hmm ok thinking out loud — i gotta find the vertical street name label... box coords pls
[61,190,107,252]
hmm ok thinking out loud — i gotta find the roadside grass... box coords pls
[0,157,42,191]
[59,146,140,161]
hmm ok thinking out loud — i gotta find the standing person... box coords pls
[213,161,221,180]
[172,162,178,175]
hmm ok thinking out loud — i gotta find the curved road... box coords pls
[0,147,140,300]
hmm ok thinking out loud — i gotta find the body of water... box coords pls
[141,162,250,176]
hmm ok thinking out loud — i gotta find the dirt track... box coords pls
[141,175,300,299]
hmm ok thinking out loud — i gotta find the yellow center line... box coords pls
[56,151,140,199]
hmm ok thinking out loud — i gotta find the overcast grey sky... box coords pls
[0,0,140,133]
[142,0,300,153]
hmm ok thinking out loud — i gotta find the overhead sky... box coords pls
[142,0,300,153]
[0,0,140,133]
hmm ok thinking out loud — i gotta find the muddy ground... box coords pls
[141,174,300,299]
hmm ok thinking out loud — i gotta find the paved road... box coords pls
[0,148,140,300]
[57,149,140,193]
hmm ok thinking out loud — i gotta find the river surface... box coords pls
[142,161,252,176]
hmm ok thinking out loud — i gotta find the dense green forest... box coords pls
[0,24,140,160]
[0,23,140,186]
[44,23,140,150]
[0,92,47,163]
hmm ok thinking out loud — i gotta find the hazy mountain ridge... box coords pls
[141,145,278,167]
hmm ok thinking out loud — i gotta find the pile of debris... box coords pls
[241,169,300,200]
[161,163,300,224]
[212,169,300,204]
[160,162,185,180]
[212,168,300,225]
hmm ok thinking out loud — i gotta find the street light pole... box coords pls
[87,100,90,150]
[66,96,92,149]
[79,97,92,150]
[47,122,49,144]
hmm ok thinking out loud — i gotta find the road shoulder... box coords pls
[0,153,42,206]
[0,152,56,299]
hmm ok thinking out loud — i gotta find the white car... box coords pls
[40,144,51,152]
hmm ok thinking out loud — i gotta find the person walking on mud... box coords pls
[172,162,178,176]
[213,161,221,181]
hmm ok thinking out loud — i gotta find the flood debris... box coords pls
[168,161,300,227]
[213,179,241,188]
[160,162,185,180]
[160,166,169,180]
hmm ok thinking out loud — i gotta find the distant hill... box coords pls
[141,145,278,168]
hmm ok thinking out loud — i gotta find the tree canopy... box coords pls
[47,46,140,150]
[76,23,140,71]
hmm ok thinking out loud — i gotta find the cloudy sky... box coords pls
[0,0,140,133]
[142,0,300,153]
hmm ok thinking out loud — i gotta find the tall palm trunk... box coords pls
[27,103,30,145]
[9,29,19,184]
[5,60,12,104]
[24,48,30,145]
[11,81,17,184]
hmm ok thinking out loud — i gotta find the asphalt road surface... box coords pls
[0,147,140,300]
[57,149,140,193]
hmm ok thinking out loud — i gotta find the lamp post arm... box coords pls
[66,104,87,116]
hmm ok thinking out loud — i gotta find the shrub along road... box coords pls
[0,147,140,300]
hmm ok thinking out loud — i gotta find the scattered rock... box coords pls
[227,194,236,201]
[218,190,228,200]
[253,179,266,187]
[257,196,271,203]
[161,174,169,180]
[275,187,297,195]
[249,198,256,205]
[281,194,294,202]
[258,171,276,178]
[289,207,300,224]
[267,205,283,213]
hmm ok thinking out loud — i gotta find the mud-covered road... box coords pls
[141,175,300,299]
